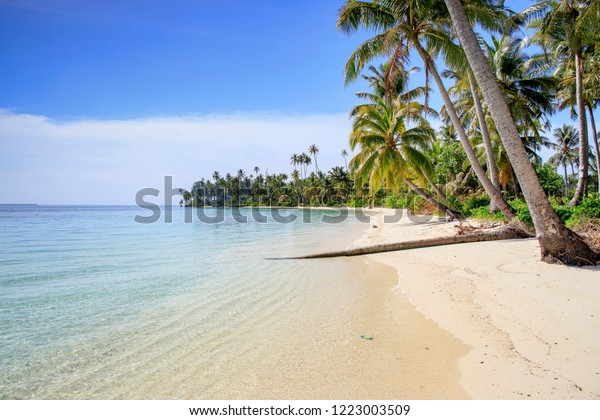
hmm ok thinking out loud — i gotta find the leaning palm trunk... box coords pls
[444,0,599,266]
[405,179,464,220]
[413,41,514,220]
[587,104,600,198]
[569,51,589,207]
[468,71,500,213]
[421,169,450,206]
[283,226,530,259]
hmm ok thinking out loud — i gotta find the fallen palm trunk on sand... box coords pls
[271,226,531,260]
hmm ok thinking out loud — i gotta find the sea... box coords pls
[0,205,387,399]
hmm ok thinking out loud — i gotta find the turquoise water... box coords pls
[0,205,375,399]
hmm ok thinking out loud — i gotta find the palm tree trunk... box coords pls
[564,164,569,198]
[468,70,500,213]
[282,226,530,259]
[421,169,450,206]
[404,178,449,212]
[405,179,463,220]
[510,166,520,198]
[569,50,589,206]
[587,104,600,198]
[413,40,514,220]
[443,0,599,266]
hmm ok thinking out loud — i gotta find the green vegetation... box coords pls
[182,0,599,264]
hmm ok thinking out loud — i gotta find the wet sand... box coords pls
[357,209,600,399]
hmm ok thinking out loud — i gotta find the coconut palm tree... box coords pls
[349,97,454,213]
[341,149,349,170]
[337,0,515,220]
[299,153,312,178]
[523,0,597,206]
[290,153,300,172]
[291,169,301,183]
[443,0,599,265]
[443,65,501,208]
[308,144,320,173]
[483,35,556,156]
[554,56,600,197]
[549,125,579,197]
[445,34,557,193]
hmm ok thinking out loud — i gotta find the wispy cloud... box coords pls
[0,110,351,204]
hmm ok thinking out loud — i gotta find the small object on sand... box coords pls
[360,335,374,341]
[372,225,378,228]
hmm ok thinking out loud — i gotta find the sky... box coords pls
[0,0,578,204]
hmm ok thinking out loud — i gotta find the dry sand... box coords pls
[355,208,600,399]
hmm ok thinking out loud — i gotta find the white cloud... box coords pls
[0,110,352,204]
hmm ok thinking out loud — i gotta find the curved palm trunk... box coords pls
[444,0,599,266]
[413,40,514,220]
[405,179,449,212]
[569,51,589,207]
[421,169,450,206]
[405,179,464,220]
[468,71,500,213]
[587,104,600,198]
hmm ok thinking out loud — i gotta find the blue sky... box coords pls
[0,0,363,118]
[0,0,580,204]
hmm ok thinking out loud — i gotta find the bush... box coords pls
[535,162,565,197]
[553,205,574,223]
[508,198,533,226]
[460,195,491,215]
[568,196,600,225]
[468,206,507,221]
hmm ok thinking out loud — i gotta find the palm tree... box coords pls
[291,169,301,182]
[554,56,600,197]
[523,0,596,206]
[299,153,312,178]
[337,0,515,220]
[350,97,453,213]
[549,125,579,197]
[253,166,260,178]
[308,144,320,173]
[341,149,349,170]
[444,65,501,209]
[290,153,300,171]
[446,34,557,206]
[443,0,599,265]
[484,36,555,145]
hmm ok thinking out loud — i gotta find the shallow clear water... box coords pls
[0,205,375,399]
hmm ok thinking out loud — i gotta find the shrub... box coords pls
[460,195,491,216]
[469,206,507,221]
[535,162,565,197]
[568,196,600,225]
[508,198,533,226]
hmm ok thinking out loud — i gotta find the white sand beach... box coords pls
[356,209,600,399]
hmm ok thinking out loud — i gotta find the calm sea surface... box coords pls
[0,205,377,399]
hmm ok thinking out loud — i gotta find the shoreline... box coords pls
[357,208,600,399]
